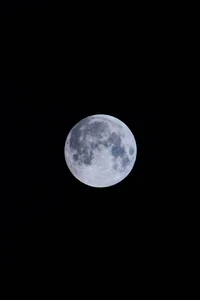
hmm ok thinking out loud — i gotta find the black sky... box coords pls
[4,2,172,285]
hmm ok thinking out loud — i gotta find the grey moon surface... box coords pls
[64,114,137,188]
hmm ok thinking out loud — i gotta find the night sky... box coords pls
[4,2,172,287]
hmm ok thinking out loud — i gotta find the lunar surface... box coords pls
[64,114,137,187]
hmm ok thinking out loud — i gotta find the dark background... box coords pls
[4,1,173,287]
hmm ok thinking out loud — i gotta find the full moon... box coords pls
[64,114,137,187]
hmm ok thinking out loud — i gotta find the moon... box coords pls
[64,114,137,187]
